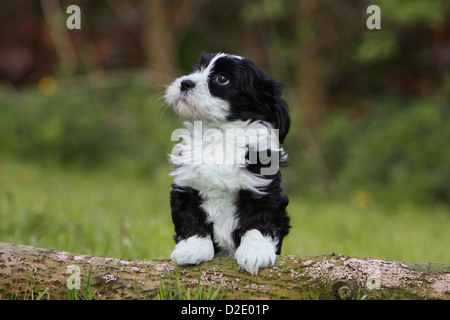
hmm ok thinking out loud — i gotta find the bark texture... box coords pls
[0,242,449,300]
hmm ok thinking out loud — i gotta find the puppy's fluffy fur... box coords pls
[165,52,290,275]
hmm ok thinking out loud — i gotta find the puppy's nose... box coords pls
[180,79,196,92]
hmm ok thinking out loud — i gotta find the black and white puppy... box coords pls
[164,52,290,275]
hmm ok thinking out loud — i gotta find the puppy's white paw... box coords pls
[171,236,214,265]
[234,229,277,276]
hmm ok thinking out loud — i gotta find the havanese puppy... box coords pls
[164,52,290,275]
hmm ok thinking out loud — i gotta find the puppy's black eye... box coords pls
[215,74,230,85]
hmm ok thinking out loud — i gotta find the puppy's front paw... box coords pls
[171,236,214,265]
[234,229,277,276]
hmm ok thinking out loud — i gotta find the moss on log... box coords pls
[0,242,449,300]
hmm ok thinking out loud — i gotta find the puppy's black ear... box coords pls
[272,90,290,144]
[262,79,290,144]
[238,59,290,144]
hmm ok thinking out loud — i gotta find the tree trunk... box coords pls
[296,0,327,133]
[0,242,449,300]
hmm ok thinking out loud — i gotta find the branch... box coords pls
[0,242,449,300]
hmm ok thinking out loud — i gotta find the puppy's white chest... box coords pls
[169,120,273,256]
[170,120,271,193]
[189,164,240,192]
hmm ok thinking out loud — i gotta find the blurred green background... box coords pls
[0,0,449,264]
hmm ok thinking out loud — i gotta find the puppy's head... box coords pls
[165,52,290,143]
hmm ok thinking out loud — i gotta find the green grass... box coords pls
[6,270,50,300]
[1,156,449,265]
[2,266,98,300]
[158,264,226,300]
[285,199,450,264]
[0,156,174,260]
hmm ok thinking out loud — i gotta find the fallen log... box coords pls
[0,242,449,300]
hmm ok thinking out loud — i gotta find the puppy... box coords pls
[164,52,290,275]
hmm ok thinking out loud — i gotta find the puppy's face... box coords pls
[165,52,290,143]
